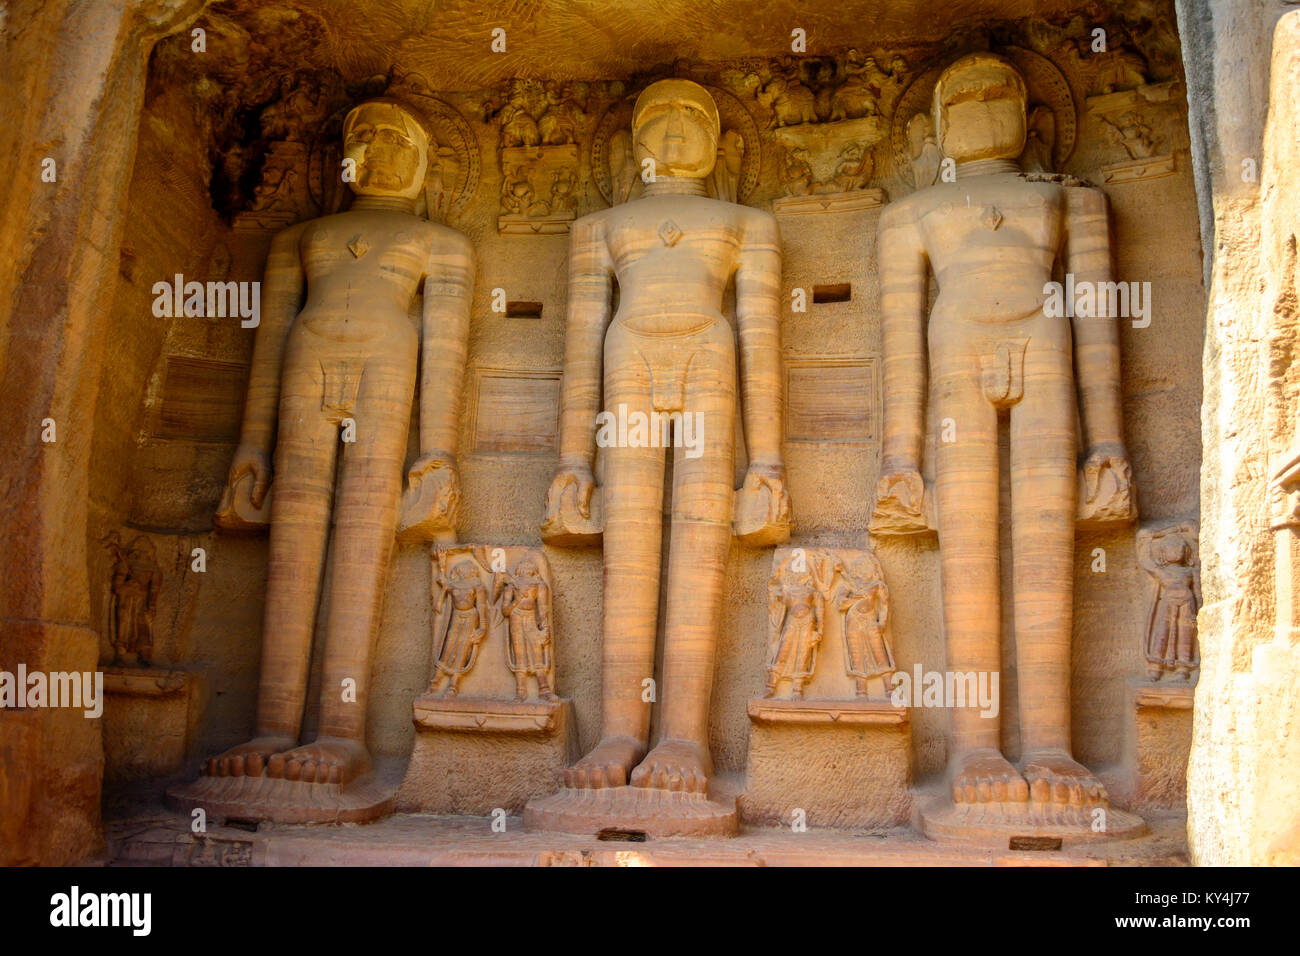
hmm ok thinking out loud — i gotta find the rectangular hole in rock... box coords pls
[813,282,851,304]
[222,818,260,832]
[506,300,544,319]
[1008,836,1062,851]
[597,828,648,842]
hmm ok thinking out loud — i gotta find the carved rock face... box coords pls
[934,56,1028,164]
[342,100,429,199]
[632,80,720,179]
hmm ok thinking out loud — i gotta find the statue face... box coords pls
[632,80,720,179]
[934,58,1027,164]
[343,102,429,199]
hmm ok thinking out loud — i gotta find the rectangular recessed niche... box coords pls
[813,283,852,304]
[470,368,562,454]
[506,301,544,319]
[154,356,247,443]
[784,357,877,443]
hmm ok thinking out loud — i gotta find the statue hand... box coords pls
[733,462,792,546]
[397,453,461,543]
[869,468,928,535]
[541,461,602,546]
[1077,443,1137,527]
[215,443,273,533]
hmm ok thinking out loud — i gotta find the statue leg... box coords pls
[934,348,1028,804]
[631,324,734,795]
[562,339,662,789]
[208,356,337,778]
[1011,343,1106,806]
[275,344,415,786]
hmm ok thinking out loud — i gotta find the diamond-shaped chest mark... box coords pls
[980,206,1003,230]
[658,219,683,247]
[348,235,370,258]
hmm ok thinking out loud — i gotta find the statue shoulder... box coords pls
[741,204,780,244]
[426,221,475,261]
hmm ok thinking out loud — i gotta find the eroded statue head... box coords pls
[632,79,721,179]
[932,53,1027,164]
[342,98,431,199]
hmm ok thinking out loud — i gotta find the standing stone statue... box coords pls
[187,98,474,813]
[766,573,824,699]
[105,533,161,666]
[500,557,556,701]
[538,79,789,810]
[1137,522,1201,680]
[429,557,492,698]
[870,54,1136,826]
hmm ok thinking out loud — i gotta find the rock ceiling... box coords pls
[195,0,1167,88]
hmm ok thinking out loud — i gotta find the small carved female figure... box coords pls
[1138,523,1201,680]
[500,558,555,701]
[430,559,490,697]
[836,574,894,697]
[766,574,824,699]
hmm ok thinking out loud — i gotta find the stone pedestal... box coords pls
[102,665,196,785]
[741,699,911,828]
[395,695,576,814]
[1125,677,1195,811]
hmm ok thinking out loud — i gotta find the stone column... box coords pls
[1176,0,1300,865]
[0,0,204,865]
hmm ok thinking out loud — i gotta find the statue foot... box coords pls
[267,735,372,786]
[561,735,644,789]
[204,735,297,778]
[1020,748,1108,807]
[950,747,1030,804]
[629,737,712,795]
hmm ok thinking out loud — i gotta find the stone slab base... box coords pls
[105,804,1190,866]
[166,772,394,825]
[1125,678,1195,811]
[916,794,1147,847]
[102,666,196,786]
[524,784,739,838]
[395,696,576,815]
[741,700,911,828]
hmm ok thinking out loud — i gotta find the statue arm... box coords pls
[542,215,612,539]
[877,200,928,473]
[239,224,305,451]
[418,230,476,464]
[871,200,929,533]
[557,215,613,474]
[735,211,784,470]
[229,223,306,504]
[398,230,476,541]
[1065,186,1125,454]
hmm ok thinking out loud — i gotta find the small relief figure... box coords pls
[907,113,944,190]
[765,573,825,699]
[836,570,894,697]
[710,129,745,203]
[829,50,886,121]
[429,558,491,697]
[539,80,587,146]
[824,141,873,193]
[500,81,542,148]
[1019,105,1056,173]
[755,73,819,128]
[549,166,578,214]
[1103,111,1158,160]
[781,147,814,196]
[1137,523,1201,681]
[498,558,556,701]
[106,533,162,666]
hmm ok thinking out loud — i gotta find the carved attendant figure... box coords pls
[430,560,491,697]
[871,54,1135,813]
[542,79,789,796]
[108,535,161,666]
[1138,524,1201,680]
[837,572,893,696]
[203,98,474,789]
[766,575,824,699]
[500,558,556,701]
